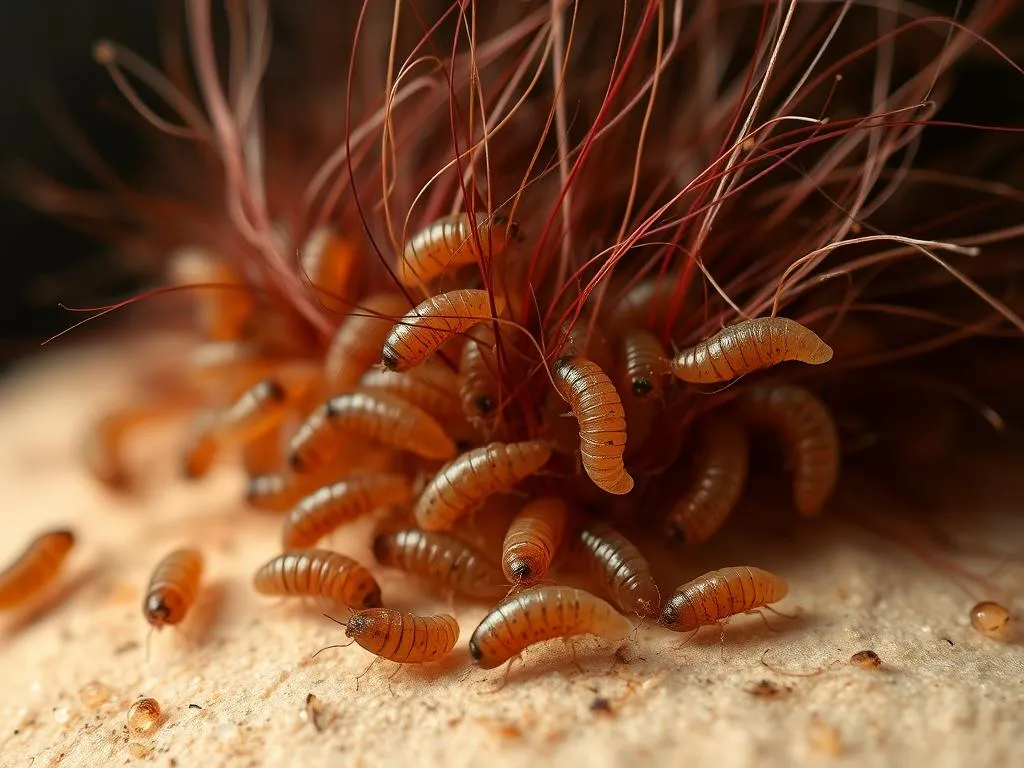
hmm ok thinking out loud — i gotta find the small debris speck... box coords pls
[304,693,324,733]
[188,703,203,710]
[53,707,71,725]
[589,697,613,715]
[79,680,113,711]
[745,680,791,698]
[850,650,882,670]
[127,698,162,735]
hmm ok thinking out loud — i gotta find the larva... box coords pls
[619,328,669,400]
[83,405,174,490]
[372,529,505,598]
[552,356,634,495]
[245,472,308,512]
[253,549,382,609]
[382,289,498,372]
[659,566,789,632]
[605,275,683,331]
[670,317,833,384]
[970,601,1014,641]
[737,383,840,517]
[325,293,411,392]
[398,213,517,286]
[468,585,632,670]
[559,321,615,376]
[300,226,357,311]
[168,246,253,341]
[0,529,76,610]
[459,324,501,421]
[413,440,554,531]
[576,522,661,618]
[358,364,464,424]
[341,609,460,664]
[143,548,204,628]
[502,496,569,586]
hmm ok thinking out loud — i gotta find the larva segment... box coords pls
[253,549,382,609]
[502,497,569,586]
[576,522,661,618]
[737,383,840,516]
[0,529,76,610]
[398,213,517,286]
[325,293,411,392]
[468,585,632,670]
[245,472,307,512]
[382,289,498,372]
[143,548,204,628]
[459,324,501,422]
[167,247,253,341]
[552,356,634,495]
[344,609,460,664]
[619,328,669,399]
[372,529,505,598]
[300,226,358,311]
[659,566,789,632]
[413,440,554,531]
[670,317,833,384]
[358,364,464,424]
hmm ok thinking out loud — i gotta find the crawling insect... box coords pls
[459,324,501,422]
[576,522,661,618]
[0,529,76,610]
[660,566,789,633]
[143,548,204,628]
[618,328,669,399]
[502,497,569,586]
[332,609,460,664]
[373,528,505,598]
[253,549,382,609]
[398,213,518,286]
[325,293,412,391]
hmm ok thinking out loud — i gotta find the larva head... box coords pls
[143,591,181,629]
[467,636,485,666]
[483,214,521,255]
[659,595,699,632]
[631,377,653,398]
[502,554,535,586]
[47,529,77,553]
[473,394,496,415]
[381,343,402,372]
[344,611,375,641]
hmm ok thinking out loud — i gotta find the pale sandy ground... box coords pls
[0,339,1021,768]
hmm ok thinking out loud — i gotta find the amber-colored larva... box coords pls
[127,697,162,735]
[341,609,460,664]
[970,601,1014,641]
[670,317,833,384]
[659,566,789,632]
[300,226,357,310]
[468,585,632,669]
[253,549,382,609]
[325,293,411,392]
[358,364,464,424]
[168,247,253,341]
[502,497,569,586]
[245,472,307,512]
[382,289,499,372]
[0,529,76,610]
[850,650,883,669]
[737,383,840,517]
[664,416,750,545]
[413,440,554,531]
[282,473,412,548]
[619,328,669,399]
[217,378,290,444]
[459,324,501,421]
[398,213,517,286]
[373,529,505,598]
[83,406,170,489]
[552,356,634,495]
[143,548,204,628]
[576,522,661,618]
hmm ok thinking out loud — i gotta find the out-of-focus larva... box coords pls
[850,650,883,669]
[413,440,554,531]
[282,473,412,548]
[468,585,632,670]
[606,274,687,331]
[325,293,411,392]
[552,356,634,495]
[300,226,357,311]
[576,522,660,618]
[398,213,518,286]
[382,289,499,372]
[127,697,162,735]
[970,601,1014,641]
[287,390,456,471]
[373,529,505,598]
[246,472,307,512]
[143,548,204,628]
[168,247,253,341]
[737,383,840,517]
[83,405,174,489]
[559,321,615,376]
[670,317,833,384]
[502,497,569,586]
[253,549,382,609]
[0,529,76,610]
[341,609,460,664]
[459,324,501,422]
[619,328,669,400]
[358,364,464,424]
[660,566,789,632]
[664,416,750,545]
[216,378,290,444]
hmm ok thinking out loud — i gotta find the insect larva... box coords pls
[659,566,789,632]
[382,289,498,372]
[398,213,517,286]
[502,497,569,586]
[300,226,357,310]
[127,698,162,735]
[358,364,464,424]
[468,585,632,670]
[606,275,684,331]
[576,522,660,618]
[287,390,456,472]
[253,550,382,609]
[217,378,290,444]
[168,247,252,341]
[737,383,839,517]
[182,413,220,479]
[241,425,286,475]
[552,356,634,495]
[459,324,500,421]
[373,529,505,598]
[970,601,1014,641]
[325,293,411,392]
[619,328,669,400]
[560,321,615,376]
[245,472,307,512]
[342,609,460,664]
[664,416,750,545]
[850,650,883,670]
[670,317,833,384]
[282,473,412,548]
[143,548,204,628]
[0,529,76,610]
[84,405,171,489]
[414,440,554,531]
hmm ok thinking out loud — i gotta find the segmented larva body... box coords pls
[343,609,460,664]
[619,328,669,399]
[414,440,555,531]
[168,247,253,341]
[282,473,412,548]
[737,383,840,517]
[670,317,834,384]
[287,390,456,471]
[659,566,789,632]
[300,226,357,310]
[459,324,500,421]
[84,405,170,489]
[253,549,382,609]
[217,378,289,444]
[382,289,498,372]
[502,497,569,586]
[664,416,750,545]
[398,213,517,286]
[468,585,632,670]
[552,356,634,495]
[0,529,76,610]
[246,472,306,512]
[576,522,661,618]
[143,548,204,628]
[325,293,411,391]
[182,411,221,479]
[358,364,464,424]
[373,529,505,598]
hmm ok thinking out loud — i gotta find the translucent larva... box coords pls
[342,609,460,664]
[372,529,505,598]
[325,293,411,392]
[382,289,498,372]
[358,364,464,424]
[576,522,661,618]
[737,383,840,517]
[502,497,569,586]
[217,378,290,444]
[127,697,162,735]
[459,324,501,421]
[664,416,750,545]
[398,213,517,286]
[253,550,382,609]
[468,585,632,670]
[143,548,204,628]
[659,566,789,632]
[0,529,76,610]
[300,226,357,311]
[245,472,307,512]
[552,356,634,495]
[168,247,253,341]
[282,474,412,548]
[970,601,1014,641]
[413,440,554,531]
[619,328,669,399]
[670,317,833,384]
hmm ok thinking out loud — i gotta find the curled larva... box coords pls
[373,529,505,598]
[459,324,501,422]
[619,328,669,400]
[342,609,460,664]
[0,529,76,610]
[358,364,464,424]
[576,522,661,618]
[398,213,518,286]
[325,293,411,391]
[659,566,788,632]
[502,497,569,586]
[143,548,204,628]
[253,550,382,609]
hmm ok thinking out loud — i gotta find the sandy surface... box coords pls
[0,340,1021,768]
